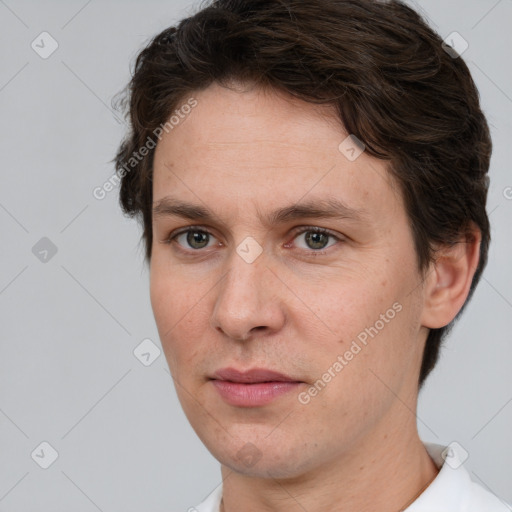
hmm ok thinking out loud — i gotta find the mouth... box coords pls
[209,367,303,407]
[211,367,300,383]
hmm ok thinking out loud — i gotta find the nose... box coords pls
[210,247,286,342]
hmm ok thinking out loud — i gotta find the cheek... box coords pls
[295,283,419,429]
[296,268,419,381]
[299,275,395,343]
[149,264,205,370]
[150,254,196,325]
[149,265,173,333]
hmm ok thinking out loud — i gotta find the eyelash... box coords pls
[161,225,342,255]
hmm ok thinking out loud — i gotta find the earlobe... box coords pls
[421,225,482,329]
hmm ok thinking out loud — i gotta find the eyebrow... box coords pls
[152,196,367,227]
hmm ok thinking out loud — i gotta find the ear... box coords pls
[421,224,482,329]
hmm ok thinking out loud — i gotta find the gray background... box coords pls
[0,0,511,510]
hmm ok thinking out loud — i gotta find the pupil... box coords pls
[188,230,208,249]
[306,231,327,250]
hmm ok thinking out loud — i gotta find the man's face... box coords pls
[150,82,429,478]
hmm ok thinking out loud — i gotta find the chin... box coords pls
[224,454,308,479]
[207,434,319,480]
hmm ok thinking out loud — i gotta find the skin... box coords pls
[149,81,481,512]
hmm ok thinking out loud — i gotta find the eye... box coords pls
[289,227,340,251]
[162,226,342,254]
[166,227,219,250]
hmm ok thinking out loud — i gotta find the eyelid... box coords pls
[164,224,213,241]
[288,225,340,239]
[286,225,342,250]
[163,224,220,246]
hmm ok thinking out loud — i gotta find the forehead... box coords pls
[152,82,401,222]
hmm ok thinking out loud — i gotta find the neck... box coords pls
[219,418,439,512]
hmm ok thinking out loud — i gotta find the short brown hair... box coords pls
[113,0,492,387]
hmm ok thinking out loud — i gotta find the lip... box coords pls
[211,367,298,383]
[210,367,303,407]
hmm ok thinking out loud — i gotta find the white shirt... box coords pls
[192,442,510,511]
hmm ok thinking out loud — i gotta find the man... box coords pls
[114,0,510,510]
